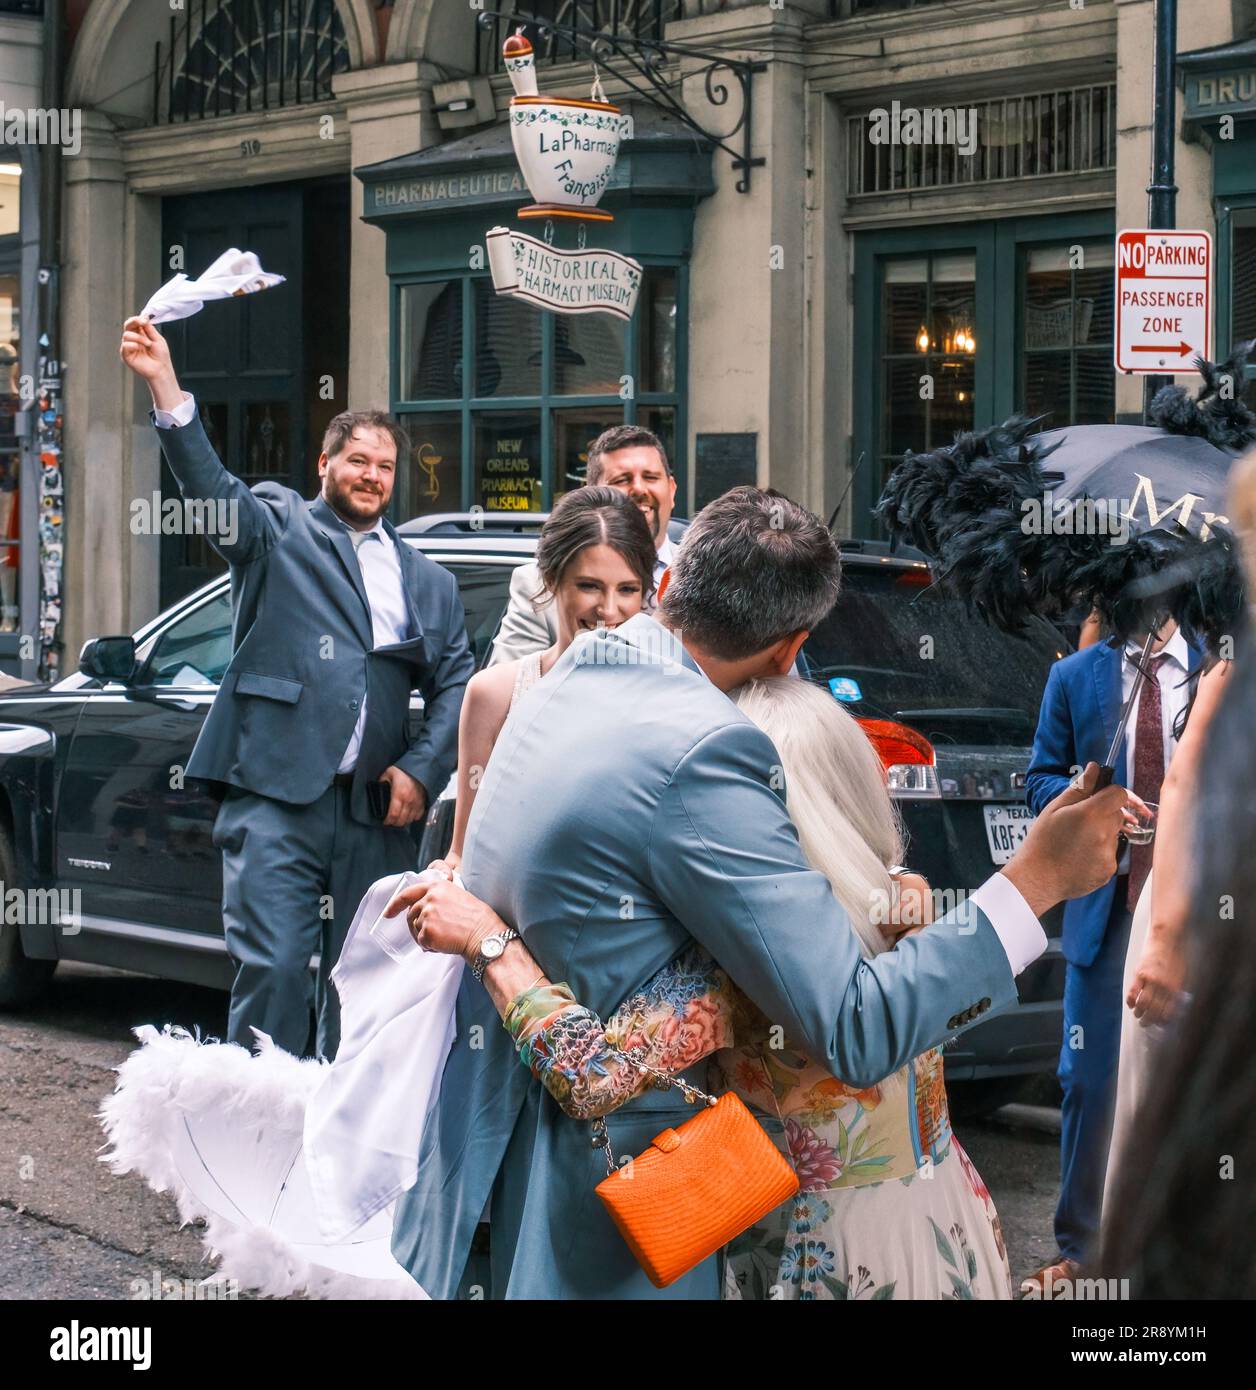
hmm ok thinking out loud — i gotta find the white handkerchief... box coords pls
[141,248,285,325]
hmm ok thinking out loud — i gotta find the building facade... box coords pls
[52,0,1256,659]
[0,0,44,678]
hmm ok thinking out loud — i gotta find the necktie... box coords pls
[1127,652,1168,910]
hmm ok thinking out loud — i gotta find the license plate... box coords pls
[982,804,1035,864]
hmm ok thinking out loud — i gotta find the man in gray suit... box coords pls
[488,423,676,663]
[120,316,473,1060]
[389,487,1132,1299]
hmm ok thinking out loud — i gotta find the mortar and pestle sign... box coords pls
[486,31,643,321]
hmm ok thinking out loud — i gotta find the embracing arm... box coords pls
[647,722,1126,1090]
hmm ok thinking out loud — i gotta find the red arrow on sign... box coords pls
[1132,341,1193,355]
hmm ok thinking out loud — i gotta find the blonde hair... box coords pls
[733,678,905,961]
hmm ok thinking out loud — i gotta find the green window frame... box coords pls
[852,210,1114,538]
[390,263,688,518]
[1216,193,1256,407]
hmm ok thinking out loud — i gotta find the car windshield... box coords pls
[804,566,1070,746]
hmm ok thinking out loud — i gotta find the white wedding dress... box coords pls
[99,875,463,1300]
[1101,870,1159,1220]
[100,655,549,1300]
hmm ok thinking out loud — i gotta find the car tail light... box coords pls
[856,718,940,800]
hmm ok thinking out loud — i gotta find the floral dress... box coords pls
[503,945,1012,1301]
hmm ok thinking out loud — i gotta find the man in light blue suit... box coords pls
[1024,624,1199,1286]
[389,487,1133,1300]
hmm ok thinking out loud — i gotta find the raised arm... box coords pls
[648,720,1129,1090]
[120,315,293,563]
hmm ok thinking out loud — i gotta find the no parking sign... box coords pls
[1115,229,1213,374]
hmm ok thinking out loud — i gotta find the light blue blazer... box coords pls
[390,615,1023,1299]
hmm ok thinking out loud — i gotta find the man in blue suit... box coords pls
[120,315,473,1061]
[1023,620,1199,1289]
[388,487,1135,1300]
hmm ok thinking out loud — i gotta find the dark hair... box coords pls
[1097,621,1256,1297]
[534,486,657,602]
[586,424,670,485]
[659,486,841,661]
[322,410,410,463]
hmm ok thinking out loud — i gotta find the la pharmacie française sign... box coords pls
[486,227,642,321]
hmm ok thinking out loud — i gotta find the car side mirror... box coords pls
[79,636,137,684]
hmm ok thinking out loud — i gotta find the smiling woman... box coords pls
[444,487,655,868]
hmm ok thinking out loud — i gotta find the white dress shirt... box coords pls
[652,536,674,604]
[336,518,410,773]
[1115,626,1191,873]
[153,391,410,774]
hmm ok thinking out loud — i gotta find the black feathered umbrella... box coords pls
[876,344,1254,786]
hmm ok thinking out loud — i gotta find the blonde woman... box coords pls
[413,677,1012,1300]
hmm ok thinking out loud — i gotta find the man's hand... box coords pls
[1001,762,1140,918]
[881,870,933,944]
[119,316,186,413]
[379,765,427,827]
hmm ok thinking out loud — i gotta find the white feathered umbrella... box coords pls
[99,873,461,1300]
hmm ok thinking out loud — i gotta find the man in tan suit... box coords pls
[488,424,676,665]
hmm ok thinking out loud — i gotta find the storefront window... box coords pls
[396,411,461,520]
[399,282,462,401]
[1232,213,1256,413]
[1021,239,1114,426]
[879,254,977,483]
[396,266,684,517]
[473,412,542,512]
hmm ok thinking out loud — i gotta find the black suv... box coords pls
[0,517,1067,1103]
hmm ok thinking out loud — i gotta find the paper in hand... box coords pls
[140,248,285,325]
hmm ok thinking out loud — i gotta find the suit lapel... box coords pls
[309,496,374,643]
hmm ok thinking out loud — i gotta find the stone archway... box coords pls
[67,0,381,113]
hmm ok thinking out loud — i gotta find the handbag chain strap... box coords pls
[589,1043,718,1178]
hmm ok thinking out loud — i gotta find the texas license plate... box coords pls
[983,804,1035,864]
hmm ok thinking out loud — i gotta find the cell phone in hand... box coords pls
[366,779,392,821]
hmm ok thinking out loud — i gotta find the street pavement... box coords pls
[1,962,1063,1300]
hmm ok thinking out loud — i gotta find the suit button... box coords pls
[947,1015,961,1029]
[979,997,991,1012]
[349,699,359,710]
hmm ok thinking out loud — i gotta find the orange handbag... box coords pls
[591,1052,800,1290]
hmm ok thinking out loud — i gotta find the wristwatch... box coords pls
[471,928,520,983]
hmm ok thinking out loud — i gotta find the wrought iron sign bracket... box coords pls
[478,8,767,193]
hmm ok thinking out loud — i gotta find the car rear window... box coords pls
[442,560,517,668]
[803,566,1070,746]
